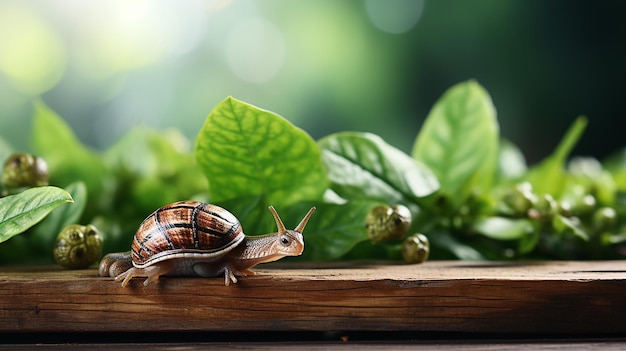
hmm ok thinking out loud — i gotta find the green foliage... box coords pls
[0,186,73,243]
[0,102,208,263]
[31,101,106,205]
[1,80,625,264]
[525,117,587,196]
[104,127,207,218]
[195,97,328,207]
[28,182,87,253]
[412,80,499,207]
[320,132,439,204]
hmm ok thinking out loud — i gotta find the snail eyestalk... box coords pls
[268,206,287,233]
[295,207,316,233]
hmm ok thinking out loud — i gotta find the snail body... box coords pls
[99,201,315,286]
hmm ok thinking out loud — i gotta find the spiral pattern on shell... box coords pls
[131,201,245,267]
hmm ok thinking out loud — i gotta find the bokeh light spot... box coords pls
[0,4,65,95]
[365,0,424,34]
[226,18,286,83]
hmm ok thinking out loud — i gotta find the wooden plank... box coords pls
[0,261,624,334]
[5,340,626,351]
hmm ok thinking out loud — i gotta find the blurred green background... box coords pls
[0,0,624,165]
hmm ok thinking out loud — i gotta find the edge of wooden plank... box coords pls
[0,261,624,334]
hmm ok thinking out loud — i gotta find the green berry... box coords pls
[402,233,430,264]
[2,153,49,190]
[365,204,412,243]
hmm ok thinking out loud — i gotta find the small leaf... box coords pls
[472,216,533,241]
[195,97,328,207]
[0,186,73,243]
[525,116,587,196]
[30,101,106,199]
[552,215,589,241]
[412,80,499,207]
[319,132,439,203]
[29,181,87,251]
[497,139,527,181]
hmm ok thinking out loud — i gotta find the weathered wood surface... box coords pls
[6,340,626,351]
[0,261,624,334]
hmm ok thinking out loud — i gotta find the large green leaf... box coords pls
[30,101,106,199]
[319,132,439,204]
[412,80,499,207]
[0,186,73,243]
[195,97,328,207]
[524,116,587,196]
[291,201,379,261]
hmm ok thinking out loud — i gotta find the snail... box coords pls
[99,201,315,287]
[365,204,412,243]
[1,153,48,195]
[53,224,103,269]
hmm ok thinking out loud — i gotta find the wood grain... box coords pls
[0,261,624,334]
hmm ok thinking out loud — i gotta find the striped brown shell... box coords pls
[131,201,245,268]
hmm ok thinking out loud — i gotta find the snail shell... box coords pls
[53,224,103,269]
[131,200,245,268]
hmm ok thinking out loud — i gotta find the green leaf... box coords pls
[29,181,87,251]
[525,116,587,196]
[216,196,377,261]
[195,97,328,207]
[497,139,527,181]
[552,215,590,241]
[294,201,380,261]
[319,132,439,203]
[412,80,499,207]
[518,230,540,254]
[0,186,73,243]
[104,127,207,215]
[602,147,626,191]
[105,127,195,177]
[30,101,106,200]
[472,216,533,241]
